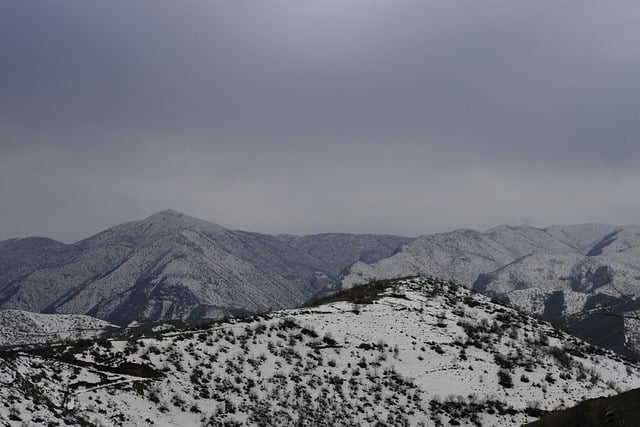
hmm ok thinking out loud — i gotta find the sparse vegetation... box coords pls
[0,276,638,426]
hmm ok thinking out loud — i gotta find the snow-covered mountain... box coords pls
[341,224,640,355]
[0,310,116,347]
[6,213,640,355]
[1,277,638,426]
[0,210,408,324]
[341,224,620,288]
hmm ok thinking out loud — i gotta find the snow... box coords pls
[0,309,116,346]
[1,277,638,426]
[341,224,640,356]
[0,210,409,325]
[342,224,632,290]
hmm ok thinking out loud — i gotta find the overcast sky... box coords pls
[2,0,640,242]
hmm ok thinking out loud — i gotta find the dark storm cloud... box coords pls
[2,0,640,241]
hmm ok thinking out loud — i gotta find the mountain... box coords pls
[340,224,640,355]
[1,277,638,426]
[0,210,408,324]
[0,310,116,347]
[341,224,621,288]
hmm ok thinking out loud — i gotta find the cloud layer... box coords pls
[2,1,640,241]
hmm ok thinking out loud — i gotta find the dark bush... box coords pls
[497,369,513,388]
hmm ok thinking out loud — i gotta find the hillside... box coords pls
[0,210,407,324]
[0,310,116,347]
[0,277,638,426]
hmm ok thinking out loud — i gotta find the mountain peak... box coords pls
[141,210,226,234]
[157,208,184,216]
[146,209,189,220]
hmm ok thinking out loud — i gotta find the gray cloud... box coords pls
[2,0,640,242]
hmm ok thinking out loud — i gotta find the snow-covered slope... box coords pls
[0,277,638,426]
[0,309,116,346]
[473,254,640,316]
[341,224,640,355]
[0,210,408,325]
[342,226,574,287]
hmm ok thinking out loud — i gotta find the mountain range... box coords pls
[3,210,640,357]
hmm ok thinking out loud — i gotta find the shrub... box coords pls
[544,372,556,384]
[546,346,572,369]
[497,369,513,388]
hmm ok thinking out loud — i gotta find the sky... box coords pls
[2,0,640,242]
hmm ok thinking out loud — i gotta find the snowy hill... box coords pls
[0,277,638,426]
[0,210,407,324]
[0,310,116,347]
[341,224,640,355]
